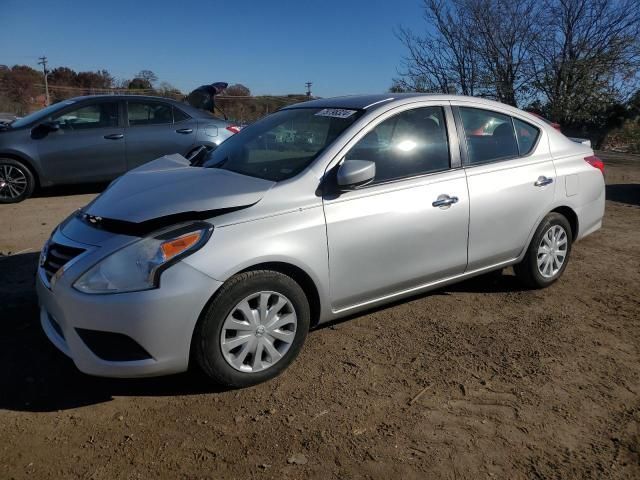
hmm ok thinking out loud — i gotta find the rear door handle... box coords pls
[104,133,124,140]
[534,176,553,187]
[432,194,459,208]
[176,128,193,134]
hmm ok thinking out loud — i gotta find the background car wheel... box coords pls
[194,270,310,387]
[515,212,573,289]
[0,158,35,204]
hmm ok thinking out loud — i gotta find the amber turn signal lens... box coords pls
[160,231,202,261]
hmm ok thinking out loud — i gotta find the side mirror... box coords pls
[336,159,376,189]
[187,145,214,166]
[31,121,60,139]
[41,121,60,132]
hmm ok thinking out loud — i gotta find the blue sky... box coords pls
[0,0,426,97]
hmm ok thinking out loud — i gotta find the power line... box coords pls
[305,82,312,97]
[37,56,50,106]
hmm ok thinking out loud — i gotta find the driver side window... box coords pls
[345,106,450,184]
[53,103,119,130]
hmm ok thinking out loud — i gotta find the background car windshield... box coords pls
[203,108,362,181]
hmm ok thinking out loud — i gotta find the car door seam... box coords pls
[463,168,472,274]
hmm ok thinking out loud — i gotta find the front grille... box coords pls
[42,242,85,282]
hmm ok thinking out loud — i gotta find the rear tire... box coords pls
[0,158,35,203]
[194,270,310,387]
[515,212,573,289]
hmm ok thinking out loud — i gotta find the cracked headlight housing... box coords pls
[74,222,213,294]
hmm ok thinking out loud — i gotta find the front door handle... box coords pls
[534,176,553,187]
[176,128,193,134]
[432,194,459,208]
[104,133,124,140]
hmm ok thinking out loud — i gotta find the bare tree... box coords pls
[462,0,541,106]
[396,0,540,106]
[2,65,42,111]
[531,0,640,123]
[128,77,152,90]
[137,70,158,86]
[395,0,480,95]
[157,81,182,97]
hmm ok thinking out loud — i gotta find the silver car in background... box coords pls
[36,94,605,387]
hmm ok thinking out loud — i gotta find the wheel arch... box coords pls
[0,151,41,187]
[188,260,323,370]
[518,204,580,262]
[236,261,322,329]
[550,205,579,240]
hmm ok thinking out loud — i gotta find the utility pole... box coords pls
[305,82,312,98]
[38,56,50,106]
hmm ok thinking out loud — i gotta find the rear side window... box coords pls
[128,102,174,126]
[513,118,540,156]
[53,102,119,130]
[173,107,190,122]
[345,106,450,184]
[459,107,518,164]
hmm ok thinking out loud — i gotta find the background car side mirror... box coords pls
[31,121,60,139]
[41,121,60,132]
[337,159,376,189]
[187,145,215,166]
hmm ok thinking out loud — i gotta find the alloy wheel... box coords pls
[220,291,297,373]
[0,164,28,201]
[536,225,568,278]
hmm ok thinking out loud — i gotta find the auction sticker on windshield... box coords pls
[315,108,358,119]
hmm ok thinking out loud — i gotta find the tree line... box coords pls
[393,0,640,149]
[0,65,307,123]
[0,65,182,111]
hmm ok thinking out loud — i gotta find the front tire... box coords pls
[194,270,310,387]
[0,158,35,203]
[515,212,573,288]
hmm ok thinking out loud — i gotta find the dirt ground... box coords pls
[0,152,638,479]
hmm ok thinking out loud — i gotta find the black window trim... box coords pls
[453,105,542,168]
[338,104,459,190]
[172,105,192,124]
[512,116,541,158]
[125,100,177,127]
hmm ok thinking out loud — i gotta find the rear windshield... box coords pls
[203,108,363,181]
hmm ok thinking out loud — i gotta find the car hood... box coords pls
[84,154,275,225]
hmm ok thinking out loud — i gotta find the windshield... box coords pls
[203,107,363,181]
[10,100,77,129]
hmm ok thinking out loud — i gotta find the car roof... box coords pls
[285,94,399,110]
[284,93,524,113]
[64,95,218,120]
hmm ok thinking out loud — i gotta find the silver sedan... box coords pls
[36,93,605,387]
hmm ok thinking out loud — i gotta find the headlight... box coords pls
[73,222,213,294]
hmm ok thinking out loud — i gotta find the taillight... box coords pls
[584,155,604,174]
[226,125,241,134]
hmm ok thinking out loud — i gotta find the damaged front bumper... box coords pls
[36,219,222,378]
